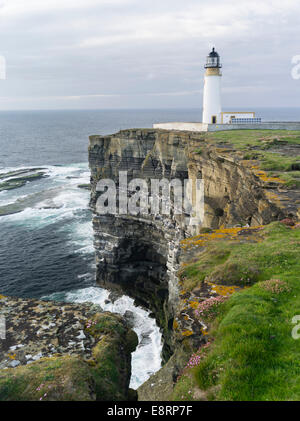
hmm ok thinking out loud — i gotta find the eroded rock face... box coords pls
[87,128,300,400]
[187,141,294,228]
[89,130,190,359]
[89,129,295,362]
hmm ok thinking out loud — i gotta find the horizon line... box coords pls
[0,106,299,112]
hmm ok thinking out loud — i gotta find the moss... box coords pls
[0,179,26,192]
[91,338,121,400]
[0,312,135,401]
[125,330,139,353]
[86,313,126,338]
[0,172,47,192]
[0,168,46,180]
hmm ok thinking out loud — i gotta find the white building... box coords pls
[202,47,222,124]
[153,48,300,132]
[202,48,257,125]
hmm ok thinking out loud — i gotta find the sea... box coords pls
[0,107,299,388]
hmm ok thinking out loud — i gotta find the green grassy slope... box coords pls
[173,222,300,401]
[205,130,300,188]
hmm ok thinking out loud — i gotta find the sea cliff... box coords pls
[89,128,300,400]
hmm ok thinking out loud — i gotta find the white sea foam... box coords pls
[60,286,163,389]
[0,193,28,207]
[45,163,90,186]
[50,189,89,210]
[0,164,90,230]
[77,272,94,280]
[2,163,163,388]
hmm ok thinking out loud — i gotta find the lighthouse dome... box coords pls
[205,47,222,68]
[209,47,219,57]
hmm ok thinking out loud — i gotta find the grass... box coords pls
[259,152,300,172]
[174,222,300,400]
[0,356,95,401]
[179,248,231,291]
[87,314,126,337]
[172,375,197,401]
[179,227,267,290]
[205,130,300,149]
[203,130,300,187]
[268,171,300,188]
[0,312,137,401]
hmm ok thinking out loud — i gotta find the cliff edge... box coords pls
[89,128,300,400]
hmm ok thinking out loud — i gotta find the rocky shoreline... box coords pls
[0,295,138,400]
[0,128,299,401]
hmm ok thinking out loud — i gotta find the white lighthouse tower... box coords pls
[202,47,222,124]
[154,46,275,131]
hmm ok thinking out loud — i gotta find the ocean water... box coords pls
[0,108,299,388]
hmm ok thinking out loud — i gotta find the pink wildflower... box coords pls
[195,296,227,320]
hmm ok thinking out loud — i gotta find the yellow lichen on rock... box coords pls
[182,330,193,337]
[173,319,179,330]
[207,282,240,297]
[189,301,200,309]
[200,327,209,336]
[181,226,263,250]
[254,169,285,184]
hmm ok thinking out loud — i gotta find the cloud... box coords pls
[0,0,299,109]
[77,0,300,48]
[0,0,135,16]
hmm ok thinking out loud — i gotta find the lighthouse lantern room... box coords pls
[202,47,222,124]
[153,46,273,131]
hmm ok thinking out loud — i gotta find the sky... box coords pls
[0,0,299,110]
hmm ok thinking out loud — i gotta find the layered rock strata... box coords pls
[89,129,297,363]
[89,129,300,399]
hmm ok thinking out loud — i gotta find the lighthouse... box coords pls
[202,47,222,124]
[153,47,277,131]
